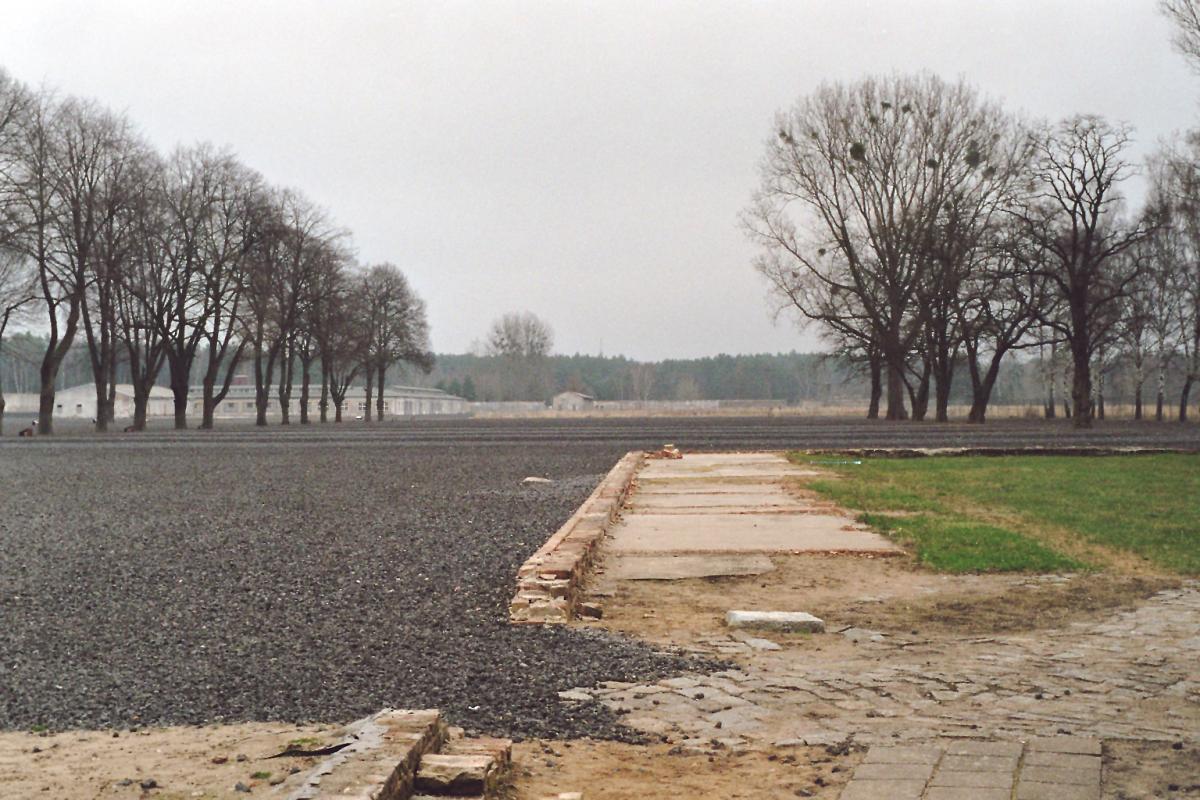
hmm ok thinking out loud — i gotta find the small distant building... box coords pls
[551,391,595,411]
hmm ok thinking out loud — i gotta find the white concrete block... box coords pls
[725,610,825,633]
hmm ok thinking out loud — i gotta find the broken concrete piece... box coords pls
[522,476,553,484]
[415,753,494,795]
[725,610,825,633]
[577,602,603,619]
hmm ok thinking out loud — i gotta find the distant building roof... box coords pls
[186,383,462,400]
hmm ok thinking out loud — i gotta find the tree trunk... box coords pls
[106,346,117,424]
[278,343,293,425]
[254,345,270,427]
[1043,349,1056,419]
[1156,366,1166,422]
[933,364,953,423]
[966,349,1004,425]
[376,365,386,420]
[299,358,312,424]
[1070,340,1092,428]
[1061,368,1072,418]
[866,358,882,420]
[0,391,5,436]
[1181,377,1195,423]
[132,383,148,432]
[364,368,374,421]
[202,374,217,430]
[165,352,190,431]
[885,362,908,421]
[37,375,56,435]
[319,360,329,423]
[1132,367,1142,422]
[94,383,109,432]
[1096,369,1106,421]
[910,360,931,422]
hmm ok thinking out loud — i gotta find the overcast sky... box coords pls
[1,1,1196,359]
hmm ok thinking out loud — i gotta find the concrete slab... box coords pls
[638,463,810,480]
[608,554,776,580]
[630,492,810,512]
[633,482,785,495]
[726,610,826,633]
[667,453,786,465]
[607,513,901,554]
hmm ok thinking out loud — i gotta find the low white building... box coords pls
[4,384,175,419]
[6,382,467,421]
[551,391,596,411]
[188,383,468,418]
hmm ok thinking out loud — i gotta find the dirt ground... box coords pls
[1103,739,1200,799]
[510,739,858,800]
[0,723,330,799]
[590,552,1178,645]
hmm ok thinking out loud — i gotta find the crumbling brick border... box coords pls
[509,451,643,624]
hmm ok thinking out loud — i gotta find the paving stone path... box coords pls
[567,585,1200,750]
[842,737,1102,800]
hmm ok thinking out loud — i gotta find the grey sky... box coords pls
[1,1,1195,359]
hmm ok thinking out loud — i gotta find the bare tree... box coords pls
[1115,234,1170,420]
[311,256,355,422]
[5,88,88,435]
[1009,116,1154,427]
[101,140,164,430]
[959,230,1049,423]
[486,311,553,359]
[1154,133,1200,420]
[362,263,433,419]
[322,279,368,423]
[299,238,350,424]
[1163,0,1200,71]
[746,74,1027,420]
[67,104,146,432]
[113,153,171,432]
[194,157,259,429]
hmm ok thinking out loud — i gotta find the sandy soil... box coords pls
[1104,739,1200,799]
[589,553,1177,646]
[511,739,858,800]
[0,723,331,799]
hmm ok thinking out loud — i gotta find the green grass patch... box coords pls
[860,512,1083,573]
[792,453,1200,575]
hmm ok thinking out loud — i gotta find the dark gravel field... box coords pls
[0,415,1196,740]
[0,437,703,740]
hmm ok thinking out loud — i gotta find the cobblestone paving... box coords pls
[841,737,1102,800]
[563,586,1200,750]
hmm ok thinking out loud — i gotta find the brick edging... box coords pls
[509,451,644,624]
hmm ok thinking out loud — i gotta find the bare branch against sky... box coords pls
[0,1,1195,359]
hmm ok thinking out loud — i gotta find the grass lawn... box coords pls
[791,454,1200,575]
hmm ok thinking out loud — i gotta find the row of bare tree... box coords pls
[745,72,1199,428]
[0,69,430,435]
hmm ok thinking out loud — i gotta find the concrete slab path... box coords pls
[607,452,900,560]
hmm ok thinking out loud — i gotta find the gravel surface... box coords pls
[0,441,707,740]
[0,416,1196,741]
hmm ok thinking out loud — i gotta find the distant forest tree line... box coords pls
[3,333,1195,415]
